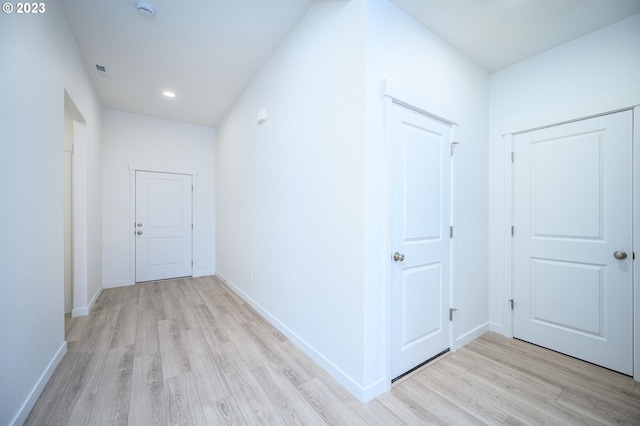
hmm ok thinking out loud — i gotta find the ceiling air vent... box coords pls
[94,63,110,78]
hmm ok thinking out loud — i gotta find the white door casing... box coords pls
[513,110,633,375]
[63,110,74,314]
[135,171,193,282]
[390,103,452,379]
[64,149,73,313]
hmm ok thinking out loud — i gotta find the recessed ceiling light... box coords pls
[163,91,176,98]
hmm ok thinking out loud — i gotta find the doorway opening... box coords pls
[63,90,87,321]
[63,107,74,315]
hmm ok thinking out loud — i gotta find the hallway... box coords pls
[26,276,640,425]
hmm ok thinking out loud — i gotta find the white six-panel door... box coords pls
[135,171,193,282]
[513,111,633,375]
[391,103,451,379]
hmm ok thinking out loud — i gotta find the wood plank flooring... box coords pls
[26,276,640,425]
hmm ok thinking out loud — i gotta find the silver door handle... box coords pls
[137,223,143,227]
[613,251,627,260]
[393,252,405,262]
[137,231,142,235]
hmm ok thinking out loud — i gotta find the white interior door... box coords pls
[390,103,451,380]
[513,110,633,375]
[135,171,193,283]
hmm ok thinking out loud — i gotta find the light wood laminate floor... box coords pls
[26,276,640,425]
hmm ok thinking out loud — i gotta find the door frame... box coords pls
[64,90,91,318]
[380,79,459,390]
[502,106,639,380]
[63,110,74,314]
[128,164,198,285]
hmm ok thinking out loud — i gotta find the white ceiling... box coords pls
[60,0,640,128]
[60,0,316,128]
[388,0,640,72]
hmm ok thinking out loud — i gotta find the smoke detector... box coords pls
[136,0,155,17]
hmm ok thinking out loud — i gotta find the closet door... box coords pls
[513,111,633,375]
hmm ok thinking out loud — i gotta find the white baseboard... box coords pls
[88,285,103,311]
[360,378,387,403]
[194,269,216,278]
[488,322,505,335]
[72,285,103,317]
[215,272,381,403]
[10,341,67,426]
[72,306,88,317]
[455,322,490,349]
[102,272,218,288]
[102,279,133,289]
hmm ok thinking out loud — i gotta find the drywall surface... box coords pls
[0,0,102,423]
[363,0,490,390]
[488,13,640,333]
[101,109,216,286]
[216,0,368,398]
[217,0,490,401]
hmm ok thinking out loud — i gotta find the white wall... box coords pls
[216,0,367,398]
[0,0,102,423]
[216,0,489,402]
[363,0,490,392]
[101,109,216,286]
[488,14,640,334]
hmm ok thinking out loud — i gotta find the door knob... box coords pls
[137,223,142,227]
[137,231,142,235]
[613,251,627,260]
[393,252,405,262]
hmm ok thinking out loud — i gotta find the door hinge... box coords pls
[511,152,514,163]
[449,308,458,321]
[450,226,453,238]
[450,141,460,156]
[191,261,194,267]
[511,226,514,236]
[509,299,514,310]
